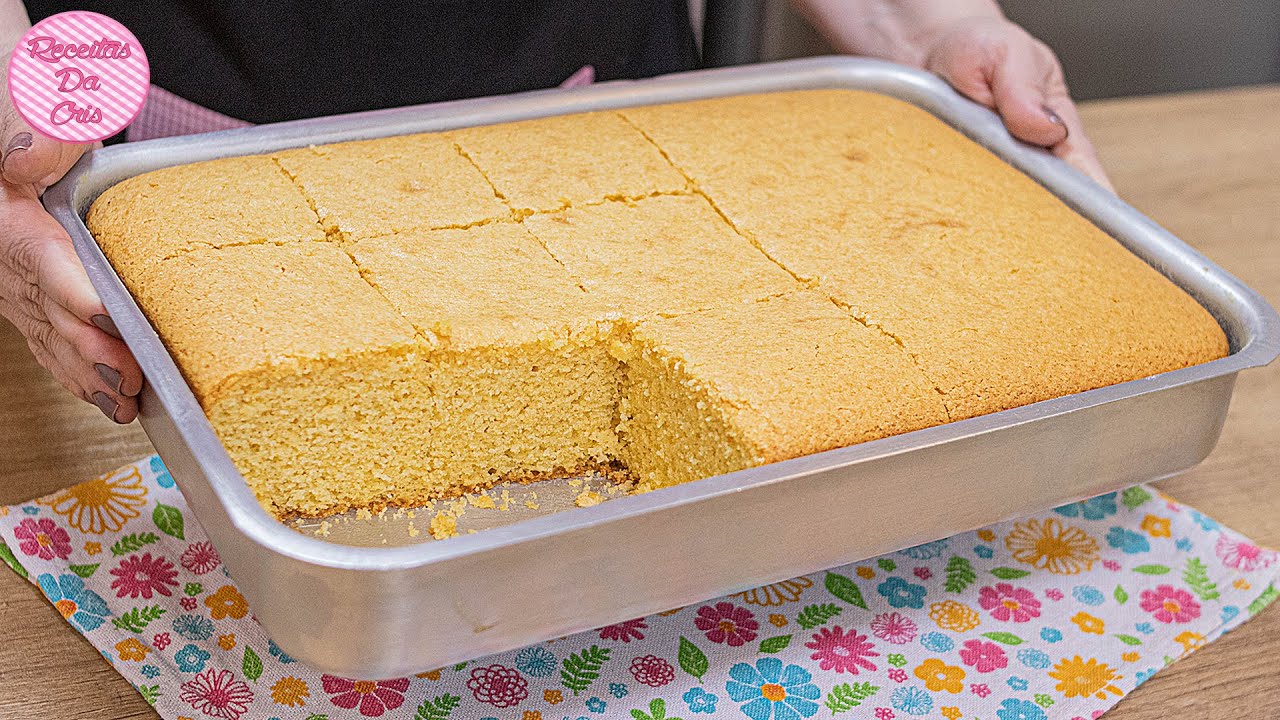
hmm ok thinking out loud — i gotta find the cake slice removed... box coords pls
[616,291,949,491]
[449,110,688,213]
[523,193,797,319]
[349,223,622,494]
[126,243,431,516]
[273,133,509,241]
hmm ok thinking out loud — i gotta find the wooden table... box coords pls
[0,85,1277,719]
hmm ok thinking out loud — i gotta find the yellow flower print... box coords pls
[1141,515,1171,538]
[977,529,996,543]
[929,600,981,632]
[1174,631,1205,655]
[941,708,962,720]
[656,607,684,616]
[115,637,150,662]
[1070,612,1105,635]
[40,466,148,534]
[1004,518,1099,574]
[732,576,813,606]
[270,676,310,706]
[205,585,249,620]
[856,567,875,579]
[522,712,542,720]
[84,542,101,556]
[415,669,442,680]
[915,658,966,694]
[0,506,7,517]
[218,634,237,650]
[1049,656,1123,700]
[1234,578,1252,591]
[769,614,787,628]
[1121,652,1141,663]
[544,689,564,704]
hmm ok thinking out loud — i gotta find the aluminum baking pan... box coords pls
[44,56,1280,678]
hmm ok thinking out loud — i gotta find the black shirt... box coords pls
[25,1,701,123]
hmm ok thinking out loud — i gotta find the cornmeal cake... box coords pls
[88,89,1229,518]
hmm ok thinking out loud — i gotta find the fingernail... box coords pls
[91,314,122,339]
[1043,106,1069,138]
[4,131,33,156]
[92,391,119,422]
[95,363,123,394]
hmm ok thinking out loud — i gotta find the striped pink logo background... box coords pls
[7,11,149,143]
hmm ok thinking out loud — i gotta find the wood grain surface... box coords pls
[0,85,1276,719]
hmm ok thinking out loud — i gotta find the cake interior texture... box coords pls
[87,90,1229,518]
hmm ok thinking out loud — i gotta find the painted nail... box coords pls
[91,313,122,339]
[95,363,123,394]
[92,391,119,422]
[1043,106,1069,138]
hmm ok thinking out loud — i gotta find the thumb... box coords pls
[2,122,87,190]
[986,38,1071,149]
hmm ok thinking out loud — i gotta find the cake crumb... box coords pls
[314,520,331,537]
[469,494,496,509]
[568,478,583,488]
[429,512,458,540]
[448,499,467,515]
[524,500,540,510]
[407,522,420,538]
[575,490,604,507]
[499,489,513,511]
[355,508,373,520]
[406,510,416,519]
[467,529,477,534]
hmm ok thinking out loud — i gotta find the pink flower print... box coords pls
[180,596,198,611]
[971,683,992,698]
[629,655,675,687]
[1216,535,1276,572]
[1044,588,1064,601]
[694,602,759,647]
[13,517,72,560]
[323,675,411,716]
[153,632,171,650]
[978,583,1042,622]
[181,541,222,575]
[1103,560,1122,571]
[109,553,178,599]
[875,708,895,720]
[913,567,933,581]
[1140,585,1201,624]
[179,669,253,720]
[598,617,647,643]
[888,668,908,683]
[870,612,918,645]
[958,639,1008,673]
[805,626,879,674]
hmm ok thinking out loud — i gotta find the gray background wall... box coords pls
[749,0,1280,100]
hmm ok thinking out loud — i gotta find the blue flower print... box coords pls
[140,665,160,679]
[974,545,995,559]
[267,639,295,664]
[609,683,629,699]
[1053,493,1117,520]
[585,697,606,713]
[1221,606,1240,623]
[889,687,932,716]
[684,686,719,714]
[920,632,954,653]
[150,455,175,488]
[172,614,215,641]
[1135,622,1154,635]
[1016,648,1051,669]
[515,646,558,677]
[36,573,110,632]
[1135,668,1157,685]
[1107,527,1150,554]
[1039,627,1062,643]
[21,506,39,515]
[174,643,210,673]
[1007,676,1029,691]
[1071,585,1104,606]
[899,539,948,560]
[1190,510,1219,532]
[996,698,1047,720]
[877,577,927,609]
[726,657,820,720]
[1176,537,1193,552]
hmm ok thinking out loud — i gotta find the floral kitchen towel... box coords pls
[0,456,1276,720]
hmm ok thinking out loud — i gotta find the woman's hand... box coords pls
[791,0,1113,189]
[1,117,144,423]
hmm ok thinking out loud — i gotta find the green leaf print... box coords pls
[1248,583,1279,616]
[1122,486,1153,510]
[1114,585,1129,604]
[877,558,896,572]
[0,540,28,579]
[824,572,868,610]
[561,644,610,696]
[981,631,1024,645]
[824,682,880,714]
[1133,564,1172,575]
[797,603,843,630]
[1183,557,1221,601]
[413,693,461,720]
[68,563,100,579]
[631,698,683,720]
[1114,634,1143,646]
[451,661,467,671]
[110,532,158,557]
[990,567,1031,580]
[242,646,263,682]
[305,715,331,720]
[153,503,185,540]
[944,556,977,593]
[111,605,166,633]
[759,635,793,653]
[678,636,708,682]
[136,684,160,706]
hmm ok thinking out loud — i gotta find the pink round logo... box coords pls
[6,11,149,143]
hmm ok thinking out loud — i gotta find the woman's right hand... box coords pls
[1,118,143,423]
